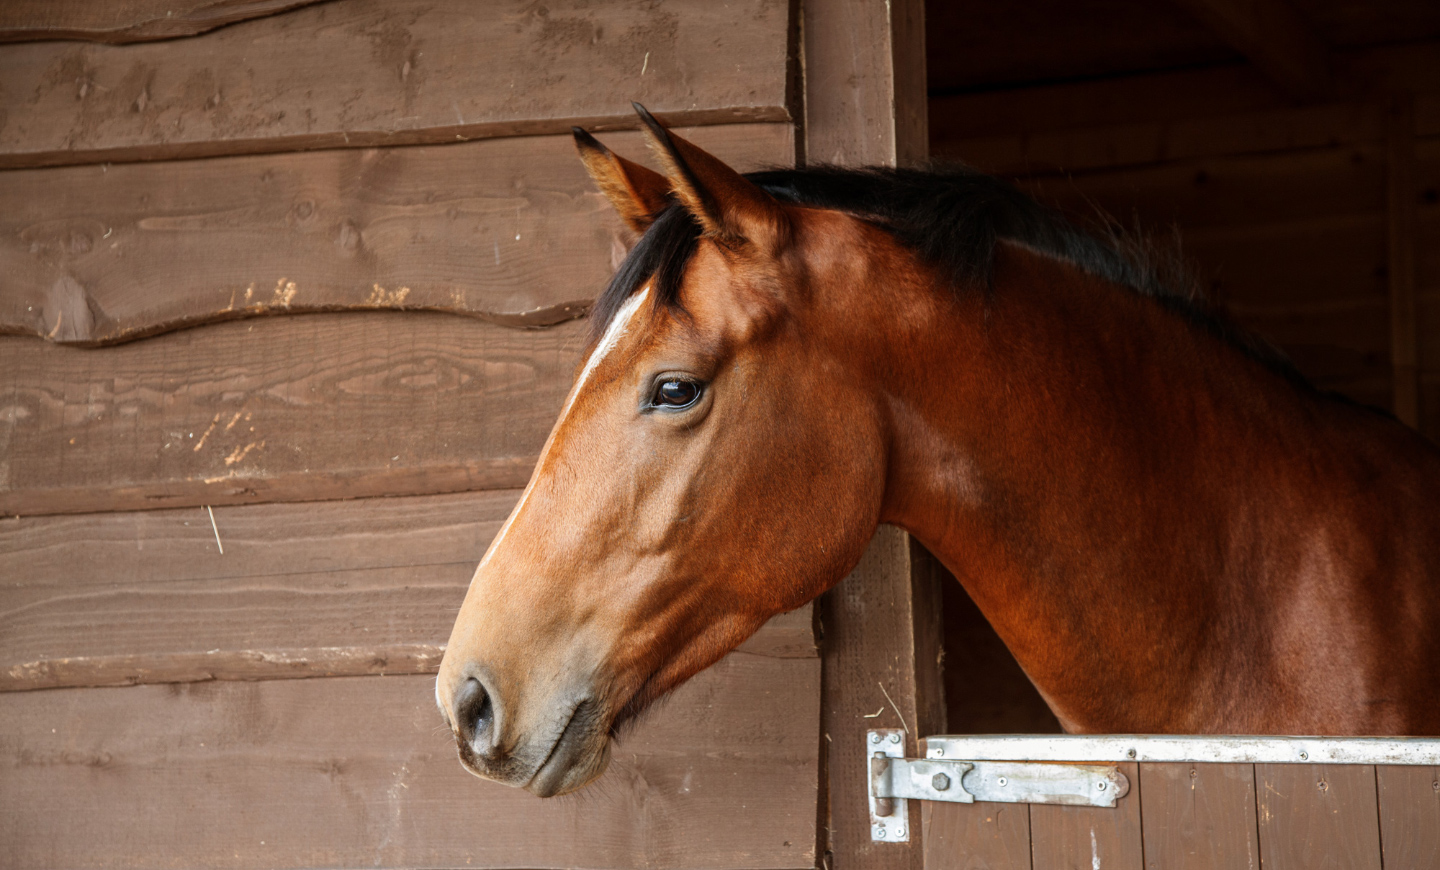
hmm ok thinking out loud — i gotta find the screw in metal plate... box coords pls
[876,827,886,839]
[1299,751,1309,760]
[870,733,881,744]
[1097,781,1106,790]
[997,776,1008,787]
[1127,748,1137,759]
[895,827,906,838]
[932,772,951,791]
[889,733,901,744]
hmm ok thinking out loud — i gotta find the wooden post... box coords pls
[1387,95,1420,429]
[802,0,928,169]
[802,2,941,866]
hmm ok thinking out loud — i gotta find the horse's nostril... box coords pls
[454,676,494,747]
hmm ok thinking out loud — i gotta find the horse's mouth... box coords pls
[525,698,611,797]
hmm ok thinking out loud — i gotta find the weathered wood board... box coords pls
[0,0,326,44]
[1028,762,1144,870]
[922,762,1427,870]
[0,0,792,168]
[1255,763,1383,870]
[0,489,817,690]
[0,311,582,515]
[1138,762,1260,869]
[0,668,821,870]
[0,123,794,345]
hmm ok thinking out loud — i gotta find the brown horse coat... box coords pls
[436,107,1440,796]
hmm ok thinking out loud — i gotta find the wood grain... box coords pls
[803,3,935,866]
[1138,762,1260,870]
[0,0,326,44]
[0,490,816,690]
[944,102,1384,176]
[818,526,944,870]
[0,0,792,168]
[930,43,1440,175]
[1376,765,1440,868]
[1028,762,1142,870]
[922,800,1032,870]
[0,312,583,516]
[1019,145,1386,234]
[1168,0,1330,101]
[0,123,794,345]
[1254,763,1382,870]
[1388,96,1421,427]
[0,669,821,869]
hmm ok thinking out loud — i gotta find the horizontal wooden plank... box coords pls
[930,63,1290,145]
[0,311,582,515]
[0,0,324,44]
[0,487,519,587]
[930,42,1440,174]
[944,102,1386,176]
[0,123,794,345]
[0,491,816,690]
[1184,215,1388,308]
[0,669,821,869]
[0,0,791,168]
[1020,146,1386,233]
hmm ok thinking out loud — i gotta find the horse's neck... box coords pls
[878,243,1376,732]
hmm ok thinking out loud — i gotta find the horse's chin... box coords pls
[525,733,612,797]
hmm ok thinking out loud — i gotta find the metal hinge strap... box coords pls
[866,729,1131,843]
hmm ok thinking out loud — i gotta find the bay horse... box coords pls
[436,104,1440,796]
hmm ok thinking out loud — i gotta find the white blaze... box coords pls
[468,285,652,583]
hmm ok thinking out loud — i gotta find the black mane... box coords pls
[588,164,1300,381]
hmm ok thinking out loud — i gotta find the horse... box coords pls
[435,104,1440,797]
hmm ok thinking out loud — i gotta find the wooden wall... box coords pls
[931,43,1440,443]
[924,758,1440,870]
[0,2,822,868]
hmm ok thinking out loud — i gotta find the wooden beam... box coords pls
[1388,95,1422,428]
[0,0,792,169]
[1169,0,1331,102]
[0,489,816,692]
[0,123,792,346]
[803,0,940,862]
[0,0,325,43]
[0,671,821,869]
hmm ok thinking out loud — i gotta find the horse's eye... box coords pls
[654,379,701,408]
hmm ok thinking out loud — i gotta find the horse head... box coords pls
[434,106,914,795]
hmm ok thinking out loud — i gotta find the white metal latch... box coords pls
[867,729,1131,843]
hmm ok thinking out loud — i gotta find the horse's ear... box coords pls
[633,103,788,251]
[573,126,672,235]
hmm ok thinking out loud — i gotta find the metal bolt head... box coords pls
[1432,781,1439,791]
[870,733,881,744]
[894,826,906,838]
[1127,748,1137,759]
[889,733,901,744]
[876,828,886,839]
[934,747,944,757]
[997,776,1008,787]
[1299,751,1309,760]
[932,772,951,791]
[1097,781,1106,791]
